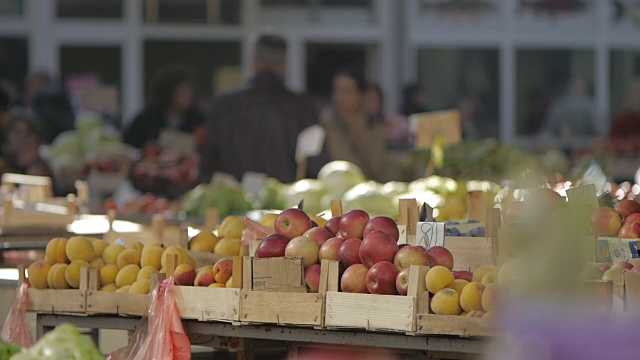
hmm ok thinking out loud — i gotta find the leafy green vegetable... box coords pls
[0,341,20,360]
[11,324,103,360]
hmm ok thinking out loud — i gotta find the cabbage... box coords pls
[76,112,103,139]
[49,131,82,160]
[284,178,325,214]
[342,181,396,218]
[317,161,365,202]
[82,126,122,154]
[256,177,286,210]
[11,324,103,360]
[380,181,409,197]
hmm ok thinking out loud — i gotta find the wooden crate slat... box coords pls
[85,291,150,316]
[416,314,496,337]
[445,236,494,271]
[325,292,415,332]
[240,291,323,326]
[27,289,86,314]
[175,287,240,322]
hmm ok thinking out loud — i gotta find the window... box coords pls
[144,0,241,25]
[56,0,123,18]
[0,37,28,99]
[610,50,640,118]
[0,0,23,16]
[417,48,500,139]
[515,49,595,136]
[144,40,241,101]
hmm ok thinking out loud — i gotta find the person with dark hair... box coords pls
[25,71,75,144]
[0,85,13,132]
[364,83,410,149]
[4,108,54,179]
[199,31,318,183]
[401,83,430,116]
[123,64,204,148]
[320,68,392,182]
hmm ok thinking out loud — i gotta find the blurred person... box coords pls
[364,83,410,149]
[25,71,75,143]
[320,68,393,182]
[3,108,54,179]
[400,83,430,116]
[610,79,640,153]
[124,64,204,148]
[458,96,480,140]
[199,32,318,183]
[543,78,597,139]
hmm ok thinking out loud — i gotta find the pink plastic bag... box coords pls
[241,217,272,246]
[108,278,190,360]
[1,281,34,348]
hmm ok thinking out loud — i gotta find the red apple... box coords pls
[615,199,640,219]
[339,210,370,239]
[395,267,411,296]
[304,264,322,293]
[275,208,313,239]
[359,231,399,268]
[363,216,399,242]
[311,220,318,228]
[303,227,333,247]
[256,234,290,258]
[618,221,640,238]
[453,270,473,282]
[591,207,622,236]
[324,216,341,236]
[624,213,640,225]
[319,237,345,261]
[341,264,369,293]
[614,261,634,270]
[631,265,640,273]
[338,238,363,268]
[529,188,565,210]
[424,246,454,270]
[284,236,319,268]
[366,261,399,295]
[393,245,429,270]
[503,201,525,225]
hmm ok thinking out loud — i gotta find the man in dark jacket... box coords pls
[199,32,318,184]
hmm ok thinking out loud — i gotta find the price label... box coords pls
[566,184,598,208]
[397,225,408,245]
[416,222,445,248]
[296,124,326,161]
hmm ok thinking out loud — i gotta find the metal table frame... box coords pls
[36,314,487,358]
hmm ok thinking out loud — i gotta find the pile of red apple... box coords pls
[256,207,458,295]
[103,193,177,215]
[131,143,199,198]
[591,199,640,238]
[581,259,640,281]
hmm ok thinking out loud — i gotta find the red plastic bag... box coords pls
[1,281,34,348]
[108,278,190,360]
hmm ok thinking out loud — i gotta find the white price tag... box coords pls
[397,225,407,245]
[416,222,445,248]
[295,125,326,161]
[114,237,125,246]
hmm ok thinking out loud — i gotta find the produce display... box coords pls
[131,143,199,199]
[103,193,178,216]
[29,236,198,294]
[10,324,102,360]
[243,205,503,319]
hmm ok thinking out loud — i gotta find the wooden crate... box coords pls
[613,270,640,313]
[324,263,429,333]
[238,256,328,327]
[1,198,76,230]
[19,265,87,314]
[415,314,496,337]
[86,255,241,321]
[445,236,495,272]
[579,280,613,313]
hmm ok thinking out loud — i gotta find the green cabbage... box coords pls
[11,324,103,360]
